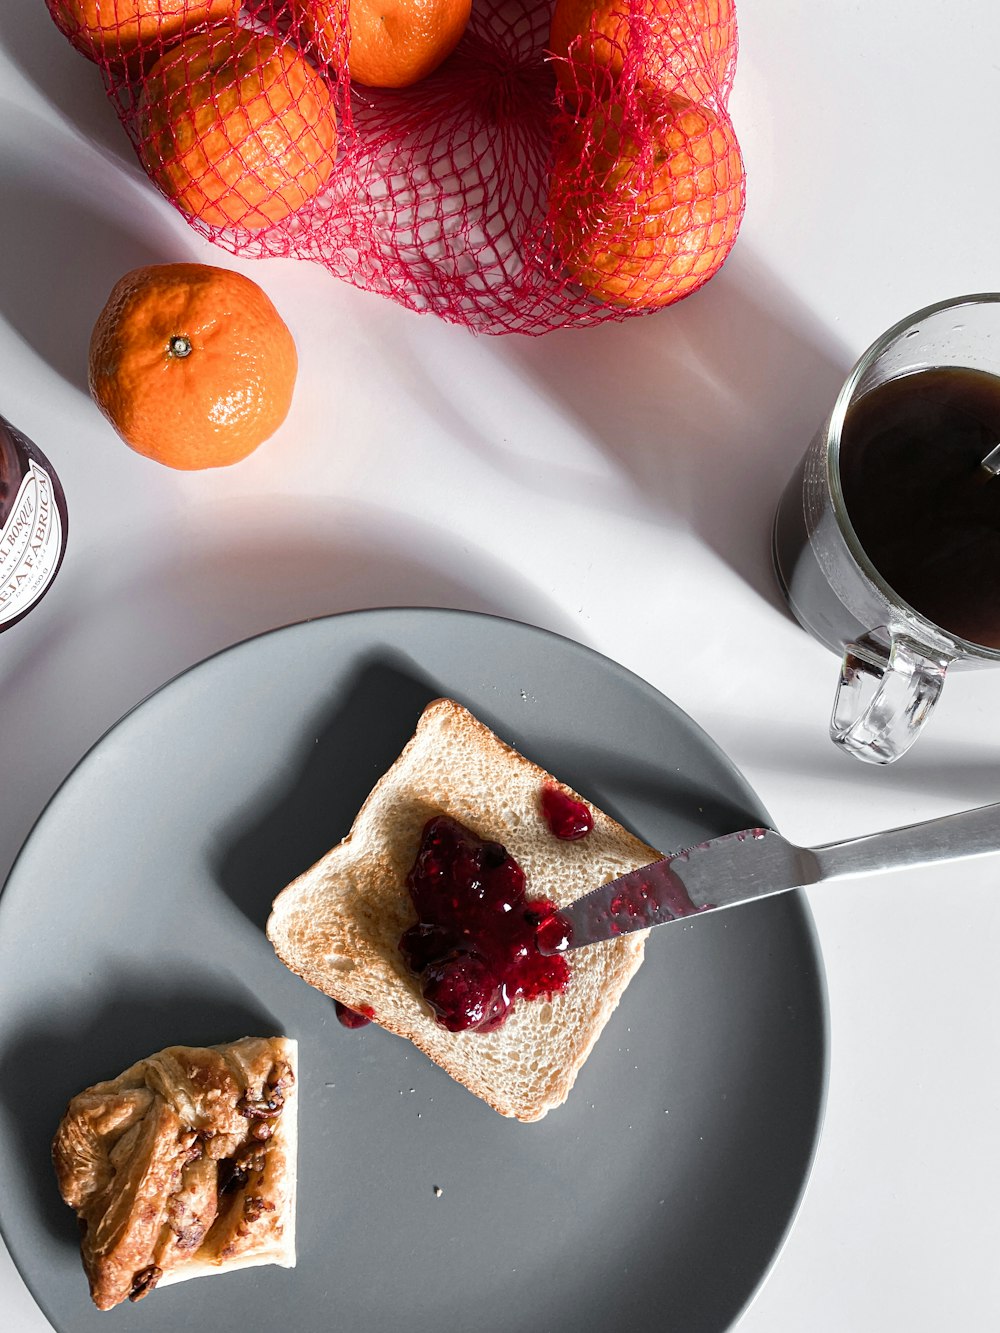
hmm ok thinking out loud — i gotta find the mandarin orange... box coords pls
[294,0,471,88]
[47,0,239,64]
[138,26,338,232]
[88,263,298,470]
[695,0,738,92]
[550,93,744,309]
[549,0,736,105]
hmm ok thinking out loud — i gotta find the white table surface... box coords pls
[2,1,999,1328]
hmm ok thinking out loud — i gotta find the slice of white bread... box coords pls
[52,1036,297,1310]
[266,699,659,1122]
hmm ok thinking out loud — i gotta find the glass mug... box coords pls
[773,293,1000,764]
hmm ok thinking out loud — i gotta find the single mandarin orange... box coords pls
[46,0,239,64]
[88,263,298,470]
[549,0,736,105]
[138,26,338,232]
[550,93,745,309]
[293,0,471,88]
[694,0,738,92]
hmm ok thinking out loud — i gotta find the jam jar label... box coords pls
[0,460,64,626]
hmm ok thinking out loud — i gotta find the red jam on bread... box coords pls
[399,815,570,1032]
[539,782,594,840]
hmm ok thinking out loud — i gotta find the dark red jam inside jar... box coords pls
[399,815,570,1033]
[540,783,594,841]
[335,1001,374,1030]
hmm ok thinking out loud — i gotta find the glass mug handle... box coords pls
[831,634,951,764]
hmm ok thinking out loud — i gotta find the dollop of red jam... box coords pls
[335,1001,374,1030]
[399,815,571,1033]
[540,783,594,841]
[534,910,574,955]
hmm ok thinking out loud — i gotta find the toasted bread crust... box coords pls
[267,700,658,1121]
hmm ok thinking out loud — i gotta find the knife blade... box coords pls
[535,799,1000,953]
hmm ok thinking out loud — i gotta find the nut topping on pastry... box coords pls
[52,1036,297,1311]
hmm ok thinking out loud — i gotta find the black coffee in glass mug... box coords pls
[773,295,1000,764]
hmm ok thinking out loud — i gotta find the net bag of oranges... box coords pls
[45,0,745,335]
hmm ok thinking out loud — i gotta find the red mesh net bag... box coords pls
[45,0,744,335]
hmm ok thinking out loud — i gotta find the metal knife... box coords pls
[535,800,1000,953]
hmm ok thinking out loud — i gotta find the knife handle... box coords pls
[812,800,1000,881]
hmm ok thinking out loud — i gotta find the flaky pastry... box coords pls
[52,1036,297,1311]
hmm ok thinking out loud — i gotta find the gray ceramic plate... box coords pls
[0,608,826,1333]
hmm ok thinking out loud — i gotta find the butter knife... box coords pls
[535,800,1000,953]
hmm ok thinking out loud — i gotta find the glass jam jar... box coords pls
[0,415,68,633]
